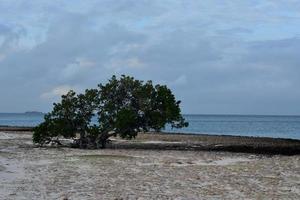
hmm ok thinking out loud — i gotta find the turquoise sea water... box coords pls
[0,113,300,139]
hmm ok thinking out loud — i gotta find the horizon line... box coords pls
[0,112,300,117]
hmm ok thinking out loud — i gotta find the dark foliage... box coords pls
[33,75,188,148]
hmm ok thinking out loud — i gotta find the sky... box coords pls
[0,0,300,115]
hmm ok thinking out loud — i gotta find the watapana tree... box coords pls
[33,75,188,148]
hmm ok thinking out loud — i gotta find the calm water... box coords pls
[0,113,300,139]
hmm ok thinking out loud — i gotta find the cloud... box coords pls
[61,57,96,80]
[0,23,25,58]
[171,75,188,87]
[40,85,74,99]
[245,37,300,68]
[106,57,145,72]
[0,0,300,114]
[216,27,253,36]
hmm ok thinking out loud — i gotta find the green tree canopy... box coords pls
[33,75,188,148]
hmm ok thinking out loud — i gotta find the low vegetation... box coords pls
[33,75,188,148]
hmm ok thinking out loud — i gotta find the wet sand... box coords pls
[0,131,300,199]
[1,126,300,155]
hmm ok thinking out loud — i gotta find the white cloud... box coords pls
[40,85,74,99]
[171,75,188,86]
[126,57,145,69]
[62,57,96,80]
[106,57,145,72]
[77,58,96,68]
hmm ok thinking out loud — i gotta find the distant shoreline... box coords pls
[0,125,299,140]
[0,125,34,131]
[1,125,300,155]
[1,112,300,117]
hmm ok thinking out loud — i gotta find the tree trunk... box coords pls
[99,132,110,149]
[79,130,86,149]
[101,139,107,149]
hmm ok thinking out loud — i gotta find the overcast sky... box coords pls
[0,0,300,115]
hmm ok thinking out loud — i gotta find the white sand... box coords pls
[0,131,300,199]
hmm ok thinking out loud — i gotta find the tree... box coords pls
[33,89,99,147]
[96,75,188,148]
[33,75,188,148]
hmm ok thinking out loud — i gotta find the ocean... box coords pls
[0,113,299,139]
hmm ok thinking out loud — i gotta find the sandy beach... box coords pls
[1,131,300,199]
[2,0,300,199]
